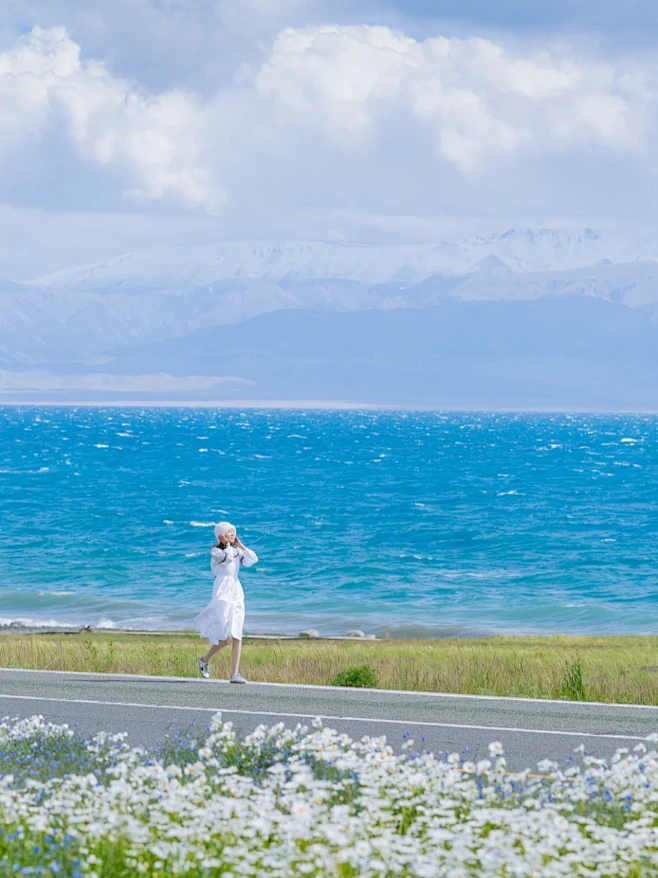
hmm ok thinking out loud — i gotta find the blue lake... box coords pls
[1,406,657,637]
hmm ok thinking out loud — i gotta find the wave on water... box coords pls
[0,614,170,634]
[0,616,86,633]
[0,588,197,634]
[37,590,75,597]
[4,408,658,637]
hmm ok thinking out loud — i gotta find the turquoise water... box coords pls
[1,406,657,637]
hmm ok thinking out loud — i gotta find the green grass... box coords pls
[330,664,378,688]
[2,632,658,704]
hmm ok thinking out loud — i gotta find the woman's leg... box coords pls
[201,638,230,663]
[230,637,242,676]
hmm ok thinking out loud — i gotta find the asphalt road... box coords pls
[2,668,658,771]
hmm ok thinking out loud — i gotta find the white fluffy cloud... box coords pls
[257,26,651,170]
[0,26,225,212]
[0,22,655,212]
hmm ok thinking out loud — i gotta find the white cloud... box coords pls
[0,26,225,212]
[256,25,415,145]
[1,0,321,93]
[0,22,655,217]
[256,25,652,171]
[0,25,72,151]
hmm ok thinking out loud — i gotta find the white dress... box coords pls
[194,544,258,644]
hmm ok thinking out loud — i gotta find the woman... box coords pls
[196,521,258,683]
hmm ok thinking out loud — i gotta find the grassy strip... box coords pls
[2,632,658,704]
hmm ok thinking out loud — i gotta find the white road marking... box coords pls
[2,667,658,711]
[0,694,218,714]
[0,693,650,741]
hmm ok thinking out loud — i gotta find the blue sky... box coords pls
[387,0,657,32]
[0,0,657,279]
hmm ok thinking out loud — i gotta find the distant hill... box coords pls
[104,296,658,409]
[2,229,658,407]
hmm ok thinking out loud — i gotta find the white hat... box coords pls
[214,521,235,540]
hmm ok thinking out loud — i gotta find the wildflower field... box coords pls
[3,713,658,877]
[5,632,658,704]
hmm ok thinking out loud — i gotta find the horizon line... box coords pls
[2,400,658,414]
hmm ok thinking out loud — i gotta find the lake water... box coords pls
[1,406,657,637]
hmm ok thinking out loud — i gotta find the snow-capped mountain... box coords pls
[3,246,657,363]
[2,227,658,405]
[31,228,658,292]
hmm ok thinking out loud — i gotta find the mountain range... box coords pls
[2,228,658,408]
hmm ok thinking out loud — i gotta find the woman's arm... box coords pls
[234,536,258,568]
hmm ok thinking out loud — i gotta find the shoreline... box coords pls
[0,626,383,641]
[4,626,658,642]
[4,613,658,641]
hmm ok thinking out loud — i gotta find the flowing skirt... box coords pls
[194,598,245,644]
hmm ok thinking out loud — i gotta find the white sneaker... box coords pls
[199,658,210,679]
[230,673,247,684]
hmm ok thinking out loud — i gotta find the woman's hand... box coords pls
[233,535,244,549]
